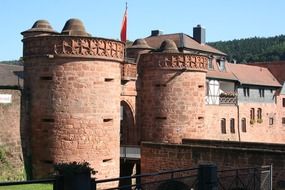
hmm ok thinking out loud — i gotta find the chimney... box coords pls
[151,30,163,36]
[193,24,206,44]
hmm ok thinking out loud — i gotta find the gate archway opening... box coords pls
[120,100,137,145]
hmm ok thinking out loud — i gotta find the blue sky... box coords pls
[1,0,285,61]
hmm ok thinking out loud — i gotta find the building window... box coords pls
[269,117,274,125]
[282,117,285,125]
[217,59,225,71]
[230,118,235,133]
[243,87,250,97]
[241,118,247,132]
[221,118,226,134]
[283,98,285,107]
[259,89,264,97]
[208,57,213,69]
[250,108,255,124]
[257,108,262,123]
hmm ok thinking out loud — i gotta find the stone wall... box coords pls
[204,100,285,143]
[23,57,121,179]
[141,140,285,189]
[204,105,239,141]
[138,53,208,144]
[0,89,24,179]
[239,102,285,143]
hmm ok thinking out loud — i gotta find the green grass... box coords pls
[0,183,53,190]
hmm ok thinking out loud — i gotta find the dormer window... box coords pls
[208,56,213,70]
[217,59,225,71]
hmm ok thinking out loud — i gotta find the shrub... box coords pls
[54,161,97,175]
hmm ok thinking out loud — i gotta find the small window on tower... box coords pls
[269,117,274,125]
[282,117,285,125]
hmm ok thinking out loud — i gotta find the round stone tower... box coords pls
[126,39,153,61]
[138,39,208,144]
[22,19,124,179]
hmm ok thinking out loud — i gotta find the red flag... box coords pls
[120,7,127,42]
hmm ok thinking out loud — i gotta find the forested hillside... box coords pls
[208,35,285,63]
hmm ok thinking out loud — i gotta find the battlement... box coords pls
[139,53,208,71]
[22,36,124,61]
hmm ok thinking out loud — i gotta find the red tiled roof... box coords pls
[228,63,281,87]
[144,33,227,55]
[207,70,238,81]
[205,61,281,87]
[248,61,285,84]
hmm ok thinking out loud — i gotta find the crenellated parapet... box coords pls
[139,53,208,71]
[23,36,124,61]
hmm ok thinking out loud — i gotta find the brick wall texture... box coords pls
[24,57,121,179]
[204,105,239,141]
[0,89,23,169]
[204,100,285,143]
[141,141,285,189]
[138,68,206,144]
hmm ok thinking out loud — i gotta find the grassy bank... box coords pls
[0,183,52,190]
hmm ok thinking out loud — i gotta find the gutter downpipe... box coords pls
[236,86,241,142]
[237,104,241,142]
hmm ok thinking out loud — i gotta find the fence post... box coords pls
[253,168,256,190]
[91,179,96,190]
[270,164,273,190]
[235,169,239,189]
[198,164,218,190]
[54,175,64,190]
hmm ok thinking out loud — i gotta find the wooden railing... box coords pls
[219,96,237,105]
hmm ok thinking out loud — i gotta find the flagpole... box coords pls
[123,2,128,61]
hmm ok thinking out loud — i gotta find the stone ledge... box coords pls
[22,36,124,61]
[139,53,208,71]
[141,140,285,154]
